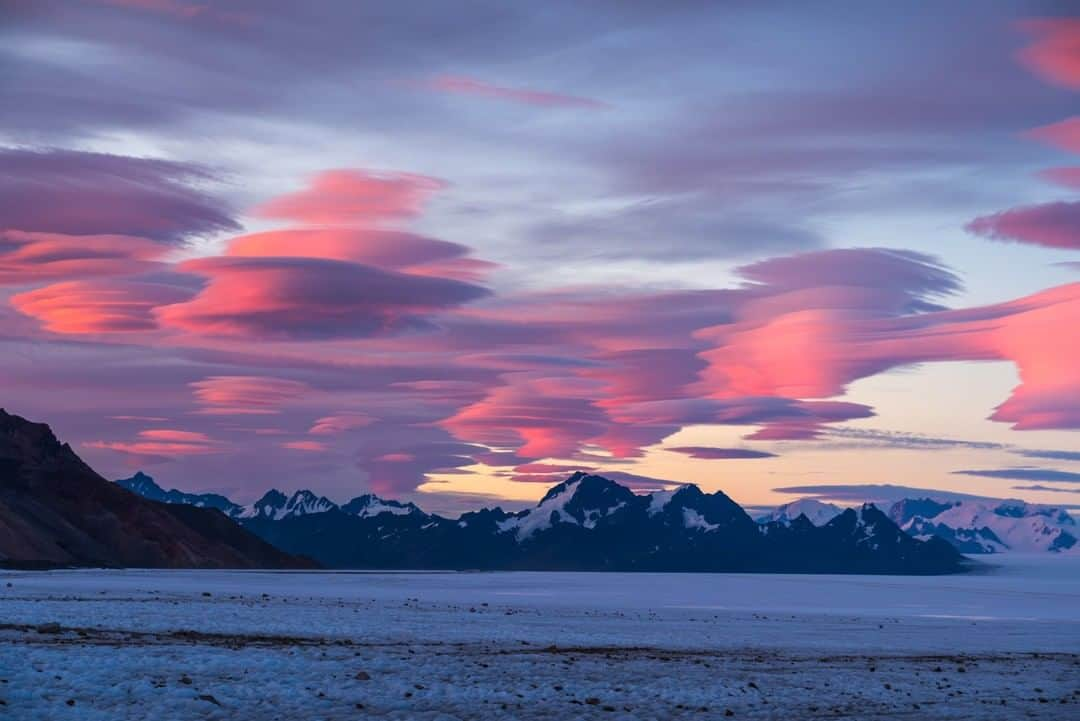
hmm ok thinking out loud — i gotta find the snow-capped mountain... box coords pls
[890,498,1077,554]
[115,473,429,525]
[236,489,337,521]
[115,472,242,516]
[757,493,1078,554]
[496,473,637,540]
[115,471,434,524]
[833,504,914,553]
[341,494,422,519]
[120,471,964,573]
[757,499,843,527]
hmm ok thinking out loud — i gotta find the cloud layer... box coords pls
[2,2,1079,504]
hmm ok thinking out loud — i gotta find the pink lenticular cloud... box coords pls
[425,75,608,109]
[138,429,213,443]
[8,202,1080,488]
[974,284,1080,430]
[190,375,311,415]
[434,247,1080,464]
[700,254,1080,434]
[1017,19,1080,90]
[223,228,494,282]
[1027,117,1080,154]
[157,255,489,339]
[255,170,446,226]
[308,414,376,435]
[282,440,328,452]
[0,231,168,285]
[1039,167,1080,189]
[155,168,491,340]
[226,228,468,267]
[375,453,415,462]
[84,440,219,457]
[86,427,221,459]
[355,437,485,496]
[11,279,192,334]
[966,201,1080,249]
[694,249,961,401]
[442,378,611,460]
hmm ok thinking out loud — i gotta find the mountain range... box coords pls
[117,471,965,574]
[890,498,1077,554]
[756,496,1077,554]
[0,409,313,569]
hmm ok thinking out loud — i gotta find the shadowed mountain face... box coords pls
[124,471,967,574]
[0,409,314,569]
[116,471,243,516]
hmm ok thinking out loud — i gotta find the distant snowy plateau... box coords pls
[762,496,1078,554]
[2,556,1078,719]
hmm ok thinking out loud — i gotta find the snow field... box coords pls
[2,558,1078,719]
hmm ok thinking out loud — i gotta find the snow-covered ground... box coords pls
[2,556,1078,719]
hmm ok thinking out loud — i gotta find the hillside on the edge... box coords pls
[0,409,314,569]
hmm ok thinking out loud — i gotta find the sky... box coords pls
[1,0,1078,514]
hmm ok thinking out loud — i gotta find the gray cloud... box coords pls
[823,428,1005,450]
[952,468,1080,484]
[1015,450,1080,462]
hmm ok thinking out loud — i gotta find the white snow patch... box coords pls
[582,502,625,529]
[351,500,415,518]
[682,508,719,532]
[499,484,581,540]
[901,499,1077,554]
[647,486,690,516]
[237,490,335,520]
[923,500,1077,554]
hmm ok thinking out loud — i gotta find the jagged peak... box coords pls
[538,470,601,503]
[498,473,635,540]
[237,488,336,520]
[341,493,421,518]
[671,483,704,498]
[118,470,162,491]
[254,489,288,506]
[646,484,697,515]
[540,472,641,503]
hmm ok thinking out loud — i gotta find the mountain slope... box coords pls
[123,470,966,574]
[0,409,314,569]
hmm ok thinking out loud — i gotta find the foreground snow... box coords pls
[2,556,1078,719]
